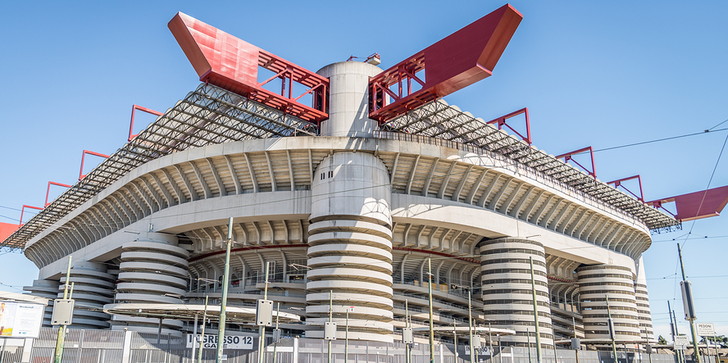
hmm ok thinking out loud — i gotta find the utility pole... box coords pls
[529,257,542,363]
[488,323,494,363]
[677,244,702,363]
[427,257,435,363]
[273,302,280,363]
[468,290,475,363]
[345,306,351,363]
[669,301,684,363]
[53,256,73,363]
[216,217,234,363]
[606,296,618,363]
[328,290,333,363]
[197,295,208,363]
[405,300,412,363]
[258,261,270,363]
[453,320,459,360]
[572,316,580,363]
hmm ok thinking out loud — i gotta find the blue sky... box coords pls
[0,1,726,340]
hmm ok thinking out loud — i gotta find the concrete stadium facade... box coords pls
[12,57,672,346]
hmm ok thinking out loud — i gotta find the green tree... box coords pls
[658,335,668,345]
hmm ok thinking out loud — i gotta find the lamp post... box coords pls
[427,257,435,363]
[216,217,234,363]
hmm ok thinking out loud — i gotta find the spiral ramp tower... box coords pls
[577,264,641,342]
[112,233,189,335]
[24,279,59,327]
[480,238,553,347]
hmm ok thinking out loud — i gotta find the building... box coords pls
[2,5,692,348]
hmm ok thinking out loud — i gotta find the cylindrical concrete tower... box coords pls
[306,151,394,342]
[634,257,654,341]
[59,261,115,329]
[577,264,641,342]
[480,238,554,347]
[112,232,189,335]
[317,61,381,137]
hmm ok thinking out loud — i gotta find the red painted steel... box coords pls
[555,146,596,178]
[648,185,728,221]
[369,4,523,122]
[45,181,72,207]
[168,12,329,122]
[128,104,164,141]
[608,175,644,202]
[0,222,19,241]
[19,205,43,226]
[486,107,532,144]
[79,150,110,180]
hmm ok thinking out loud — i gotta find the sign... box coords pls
[674,335,689,350]
[697,323,716,337]
[186,334,253,350]
[0,301,45,338]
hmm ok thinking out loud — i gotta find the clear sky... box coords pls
[0,1,726,341]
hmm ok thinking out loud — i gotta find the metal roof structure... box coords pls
[381,99,679,231]
[2,85,679,250]
[2,83,317,249]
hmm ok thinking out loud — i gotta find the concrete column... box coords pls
[316,61,382,137]
[634,257,654,341]
[112,232,189,335]
[60,261,115,329]
[479,238,554,347]
[23,279,59,326]
[576,264,641,342]
[306,151,394,343]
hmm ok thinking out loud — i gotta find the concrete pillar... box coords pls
[316,61,382,137]
[23,279,59,326]
[479,238,554,347]
[576,264,641,342]
[112,232,189,336]
[634,257,654,341]
[60,261,115,329]
[306,151,394,343]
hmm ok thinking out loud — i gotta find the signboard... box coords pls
[697,323,716,337]
[186,334,253,350]
[0,300,45,338]
[674,335,689,350]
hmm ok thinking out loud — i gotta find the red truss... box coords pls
[19,205,43,226]
[648,185,728,221]
[369,4,523,122]
[45,181,72,207]
[169,13,329,123]
[486,107,532,144]
[608,175,645,202]
[555,146,596,179]
[79,150,110,180]
[128,104,164,141]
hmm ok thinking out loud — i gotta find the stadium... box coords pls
[3,4,725,355]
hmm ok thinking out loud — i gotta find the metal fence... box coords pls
[0,327,709,363]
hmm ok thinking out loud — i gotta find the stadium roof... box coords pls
[1,84,678,250]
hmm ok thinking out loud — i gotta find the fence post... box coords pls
[121,330,133,363]
[293,337,299,363]
[20,338,34,363]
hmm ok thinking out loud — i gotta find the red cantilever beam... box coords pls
[648,185,728,221]
[45,181,72,207]
[0,222,19,241]
[128,104,163,141]
[555,146,597,178]
[370,4,523,122]
[79,150,110,180]
[168,12,329,123]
